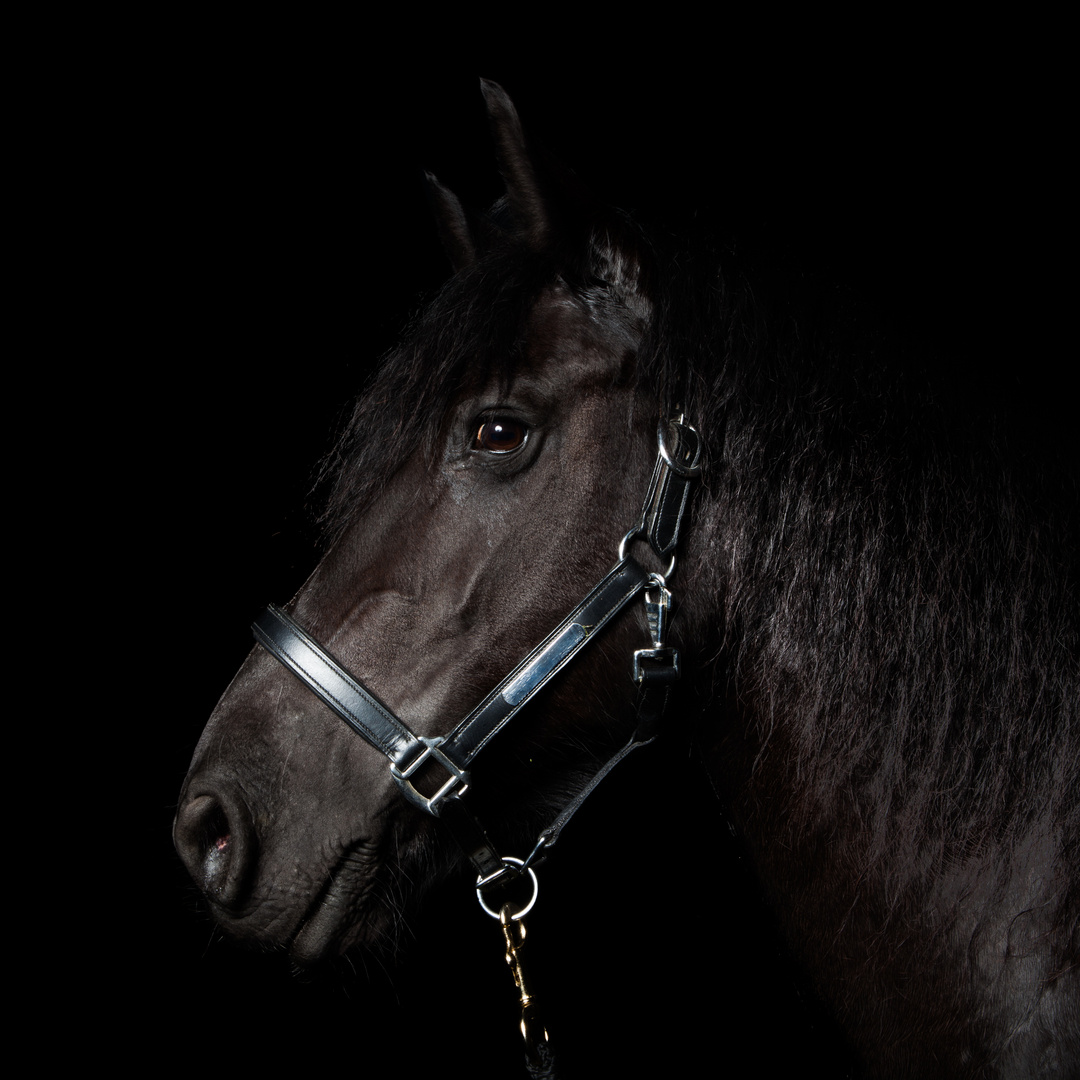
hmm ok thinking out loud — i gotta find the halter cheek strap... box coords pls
[252,414,701,885]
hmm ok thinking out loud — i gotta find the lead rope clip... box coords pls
[633,577,680,685]
[500,903,552,1062]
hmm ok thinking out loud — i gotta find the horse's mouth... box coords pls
[288,839,382,965]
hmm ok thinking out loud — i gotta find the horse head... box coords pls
[174,81,701,965]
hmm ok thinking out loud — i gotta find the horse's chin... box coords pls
[286,840,386,966]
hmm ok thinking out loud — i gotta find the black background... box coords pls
[73,29,1068,1079]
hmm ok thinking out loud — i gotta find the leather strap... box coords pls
[533,682,670,856]
[641,416,701,561]
[253,606,416,765]
[441,558,650,765]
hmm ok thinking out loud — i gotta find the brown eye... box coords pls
[474,418,528,454]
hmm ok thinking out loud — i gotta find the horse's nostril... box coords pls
[174,791,251,909]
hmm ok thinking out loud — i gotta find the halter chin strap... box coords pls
[252,414,701,887]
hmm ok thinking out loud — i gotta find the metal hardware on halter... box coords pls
[633,577,680,686]
[619,413,702,580]
[619,526,675,580]
[644,576,671,644]
[389,737,471,815]
[657,413,703,478]
[476,856,539,920]
[642,414,701,554]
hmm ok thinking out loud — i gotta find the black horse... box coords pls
[175,81,1078,1077]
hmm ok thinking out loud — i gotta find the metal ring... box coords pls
[619,528,677,580]
[657,418,703,478]
[475,857,539,921]
[618,527,645,562]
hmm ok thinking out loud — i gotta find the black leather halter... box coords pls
[253,414,701,897]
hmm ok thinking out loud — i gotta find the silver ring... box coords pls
[618,526,645,562]
[619,528,677,580]
[475,856,539,920]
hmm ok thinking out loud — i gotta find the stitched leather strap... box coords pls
[253,606,419,765]
[642,416,702,560]
[442,558,651,764]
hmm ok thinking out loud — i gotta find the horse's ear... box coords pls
[425,172,477,271]
[422,82,559,269]
[480,78,551,250]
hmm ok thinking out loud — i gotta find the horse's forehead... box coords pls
[527,281,622,332]
[521,283,640,379]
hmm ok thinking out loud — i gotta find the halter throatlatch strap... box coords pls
[251,413,701,886]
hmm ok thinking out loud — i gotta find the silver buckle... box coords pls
[390,737,471,815]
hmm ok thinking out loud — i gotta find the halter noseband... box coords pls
[252,413,701,893]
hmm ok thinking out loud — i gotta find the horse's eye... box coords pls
[474,418,528,454]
